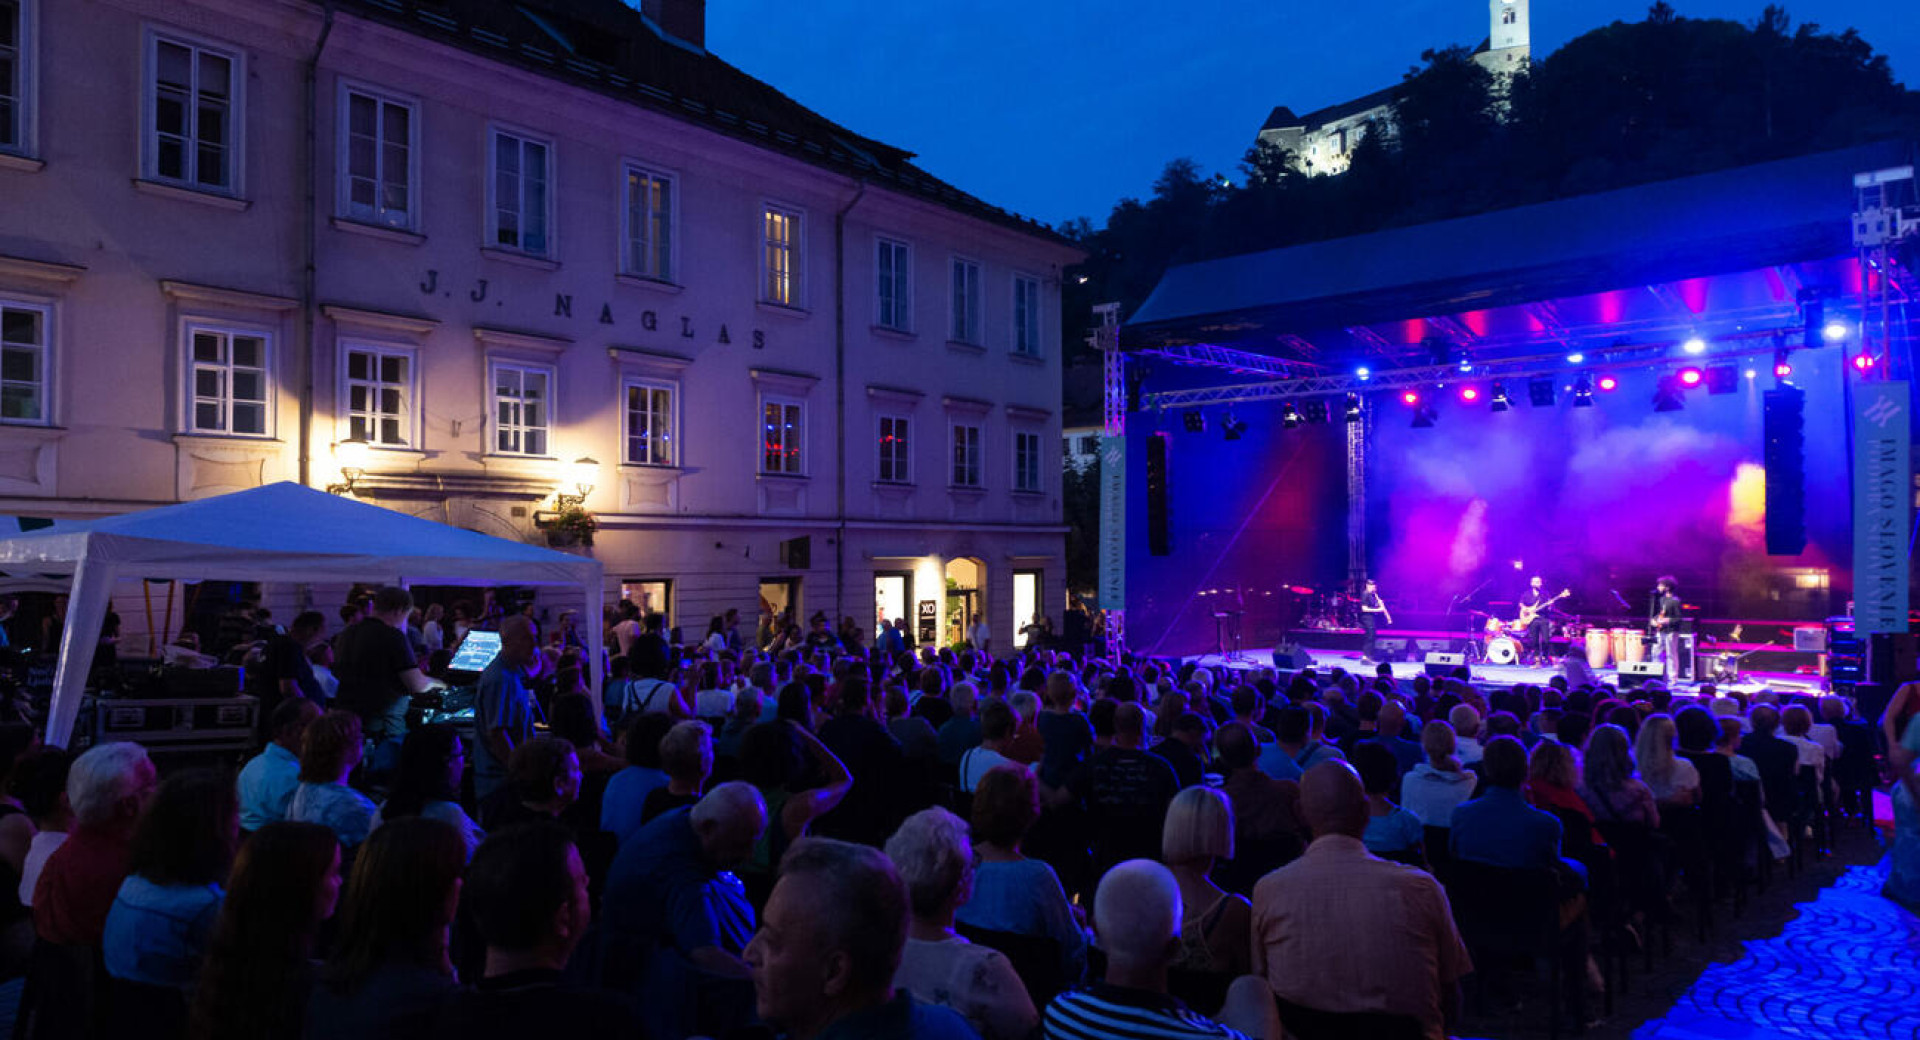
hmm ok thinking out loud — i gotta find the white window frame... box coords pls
[950,421,983,489]
[875,235,912,332]
[143,26,245,195]
[0,0,36,157]
[950,256,982,345]
[876,413,911,485]
[1012,273,1042,357]
[487,124,554,257]
[338,340,417,449]
[184,321,273,437]
[758,393,805,476]
[760,202,805,308]
[621,162,677,282]
[622,377,678,467]
[336,81,419,231]
[489,359,555,458]
[1013,429,1043,493]
[0,295,52,426]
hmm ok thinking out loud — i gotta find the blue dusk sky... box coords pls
[707,2,1919,228]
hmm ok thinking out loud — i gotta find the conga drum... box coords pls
[1585,628,1612,669]
[1611,628,1645,665]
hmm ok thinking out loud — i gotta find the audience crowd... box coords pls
[0,585,1886,1040]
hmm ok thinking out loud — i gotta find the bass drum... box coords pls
[1486,636,1521,666]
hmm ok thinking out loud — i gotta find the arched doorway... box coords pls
[944,557,985,648]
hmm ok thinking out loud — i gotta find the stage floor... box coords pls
[1184,647,1830,697]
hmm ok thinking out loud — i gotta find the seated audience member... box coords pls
[1150,712,1211,790]
[1523,740,1601,850]
[604,781,766,1039]
[1213,724,1307,883]
[1717,718,1762,784]
[238,698,321,833]
[103,769,238,995]
[960,700,1023,794]
[429,822,640,1038]
[12,747,73,909]
[1229,686,1274,744]
[1450,737,1577,877]
[34,741,158,946]
[1635,714,1701,807]
[601,712,677,843]
[1808,695,1848,761]
[1779,705,1827,783]
[190,822,341,1040]
[937,681,985,767]
[376,724,484,859]
[642,720,714,824]
[1579,724,1660,828]
[746,837,978,1040]
[886,809,1039,1040]
[1046,859,1274,1040]
[959,765,1088,985]
[1161,787,1252,977]
[1037,673,1096,793]
[1363,701,1425,776]
[286,711,379,849]
[1253,762,1471,1040]
[307,818,466,1040]
[1352,743,1423,861]
[1448,705,1485,766]
[1081,703,1180,879]
[1400,720,1478,829]
[481,736,580,831]
[1008,691,1047,765]
[1739,704,1800,812]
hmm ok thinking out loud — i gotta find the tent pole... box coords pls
[583,578,604,722]
[48,555,115,748]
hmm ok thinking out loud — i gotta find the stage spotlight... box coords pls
[1356,366,1372,382]
[1459,386,1481,404]
[1183,411,1206,433]
[1573,373,1594,406]
[1745,368,1758,380]
[1222,413,1247,441]
[1566,352,1585,365]
[1489,382,1510,412]
[1705,365,1739,394]
[1853,352,1876,374]
[1281,402,1302,429]
[1823,320,1850,343]
[1528,378,1556,407]
[1457,356,1474,374]
[1774,350,1794,379]
[1653,376,1686,412]
[1343,394,1363,423]
[1683,336,1708,355]
[1401,390,1421,406]
[1597,374,1619,392]
[1412,403,1438,428]
[1678,367,1705,387]
[1301,399,1329,424]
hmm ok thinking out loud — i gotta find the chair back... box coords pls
[13,941,101,1040]
[954,922,1065,1007]
[1166,967,1235,1017]
[1437,860,1560,957]
[1274,995,1426,1040]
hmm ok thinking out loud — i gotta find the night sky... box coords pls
[708,2,1919,228]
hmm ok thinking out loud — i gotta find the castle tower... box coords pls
[1489,0,1529,55]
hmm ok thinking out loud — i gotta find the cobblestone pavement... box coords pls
[1459,826,1918,1040]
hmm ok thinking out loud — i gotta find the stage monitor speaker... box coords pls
[1763,387,1806,555]
[1146,432,1171,556]
[1423,652,1464,678]
[1271,644,1311,671]
[1618,661,1665,689]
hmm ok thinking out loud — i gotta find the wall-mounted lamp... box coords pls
[326,437,370,495]
[554,456,599,510]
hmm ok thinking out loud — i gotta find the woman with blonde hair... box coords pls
[1634,713,1700,807]
[1161,786,1251,976]
[1401,720,1479,828]
[1580,724,1660,827]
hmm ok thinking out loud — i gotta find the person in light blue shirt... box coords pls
[602,711,676,843]
[238,699,321,833]
[103,770,237,991]
[286,711,378,849]
[1350,743,1425,859]
[473,616,540,803]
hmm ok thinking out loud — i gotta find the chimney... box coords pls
[641,0,705,50]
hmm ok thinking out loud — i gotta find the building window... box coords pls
[340,86,415,229]
[876,237,911,331]
[1014,430,1042,492]
[624,379,676,466]
[147,31,241,193]
[1503,8,1516,24]
[0,0,30,155]
[1077,434,1098,455]
[342,344,411,447]
[1013,274,1041,357]
[950,258,981,344]
[623,165,674,281]
[188,326,269,436]
[760,396,803,475]
[951,423,982,488]
[489,128,551,256]
[0,299,48,423]
[877,415,910,484]
[491,362,551,456]
[762,204,802,307]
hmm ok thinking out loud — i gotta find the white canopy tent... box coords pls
[0,482,605,747]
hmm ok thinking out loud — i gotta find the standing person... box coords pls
[333,586,444,745]
[421,604,446,654]
[189,822,342,1040]
[474,616,540,803]
[260,611,328,715]
[376,725,485,860]
[1885,709,1920,911]
[286,712,379,850]
[1358,580,1390,666]
[33,742,157,947]
[1650,576,1684,679]
[102,770,239,997]
[1078,703,1179,880]
[13,747,74,909]
[610,601,643,659]
[238,698,322,834]
[1518,577,1558,666]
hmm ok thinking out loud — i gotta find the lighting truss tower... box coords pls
[1095,302,1126,658]
[1345,406,1368,593]
[1852,165,1919,378]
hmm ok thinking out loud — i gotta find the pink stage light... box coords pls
[1853,353,1875,373]
[1596,375,1619,392]
[1774,361,1793,378]
[1459,386,1480,403]
[1678,368,1704,387]
[1402,390,1421,406]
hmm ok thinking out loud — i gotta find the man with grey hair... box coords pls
[1043,859,1267,1040]
[605,780,766,1038]
[746,837,976,1040]
[473,613,539,801]
[33,741,158,946]
[937,680,984,767]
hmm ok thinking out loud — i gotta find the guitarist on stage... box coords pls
[1650,575,1684,678]
[1518,576,1569,666]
